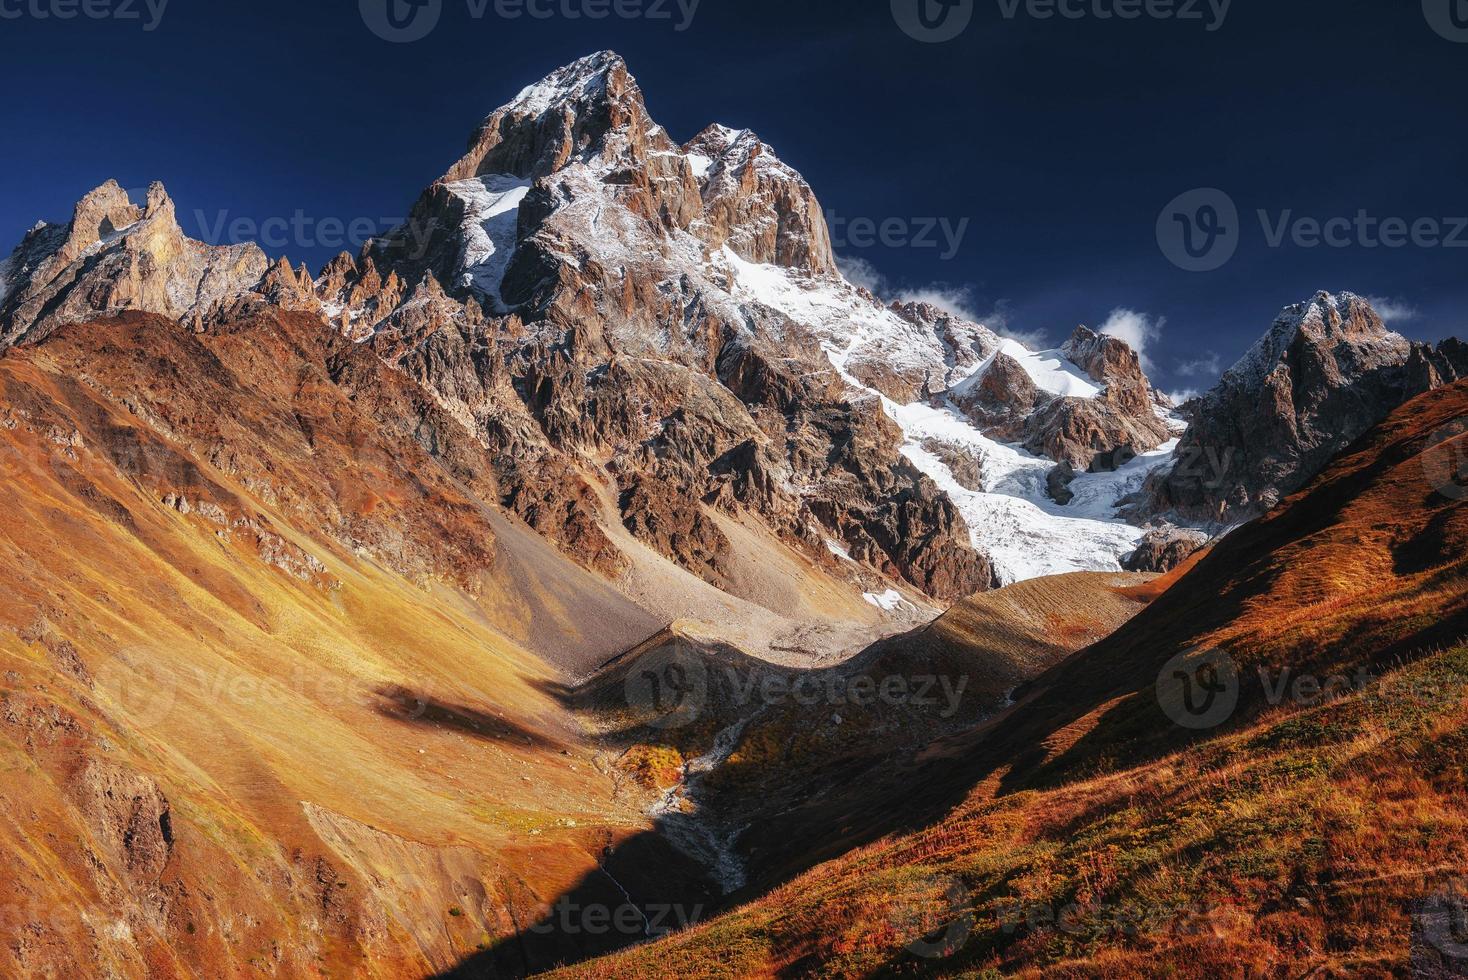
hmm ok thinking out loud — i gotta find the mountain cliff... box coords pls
[1146,291,1468,525]
[4,49,1468,980]
[0,51,1213,596]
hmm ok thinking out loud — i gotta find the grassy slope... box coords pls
[550,381,1468,978]
[860,570,1165,706]
[0,313,687,977]
[541,572,1158,900]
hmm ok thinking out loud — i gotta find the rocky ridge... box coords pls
[0,51,1001,606]
[1146,291,1468,525]
[12,55,1461,602]
[0,181,269,348]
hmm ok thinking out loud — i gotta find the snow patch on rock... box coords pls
[719,250,1177,584]
[884,397,1175,584]
[719,248,988,388]
[863,589,910,611]
[957,338,1102,400]
[446,175,532,312]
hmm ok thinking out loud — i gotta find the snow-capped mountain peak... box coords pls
[0,52,1213,594]
[443,48,668,185]
[505,49,626,116]
[1222,290,1405,390]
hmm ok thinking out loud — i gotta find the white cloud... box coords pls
[835,256,1049,350]
[1098,308,1165,373]
[1165,388,1200,406]
[1175,352,1222,378]
[836,255,887,294]
[1364,295,1419,325]
[901,289,1050,350]
[895,285,979,321]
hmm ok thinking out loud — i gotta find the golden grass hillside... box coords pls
[547,380,1468,978]
[0,312,709,977]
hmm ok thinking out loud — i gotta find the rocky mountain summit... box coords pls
[1146,291,1468,525]
[5,48,1468,980]
[950,323,1172,475]
[0,51,1003,610]
[6,53,1465,600]
[0,181,269,348]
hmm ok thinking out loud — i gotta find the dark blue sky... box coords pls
[2,0,1465,393]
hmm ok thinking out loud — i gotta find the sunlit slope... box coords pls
[859,570,1161,705]
[551,381,1468,978]
[0,313,681,978]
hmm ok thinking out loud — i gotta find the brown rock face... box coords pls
[70,758,175,885]
[922,438,984,491]
[0,182,270,348]
[952,352,1042,441]
[1046,461,1077,505]
[684,124,837,276]
[620,475,733,587]
[1122,527,1210,573]
[1021,396,1168,473]
[1062,325,1159,419]
[951,328,1170,472]
[1146,292,1436,525]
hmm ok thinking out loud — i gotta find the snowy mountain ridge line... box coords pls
[6,52,1454,593]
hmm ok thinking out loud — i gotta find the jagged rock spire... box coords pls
[444,50,668,183]
[0,181,269,348]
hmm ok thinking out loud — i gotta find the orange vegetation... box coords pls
[549,381,1468,978]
